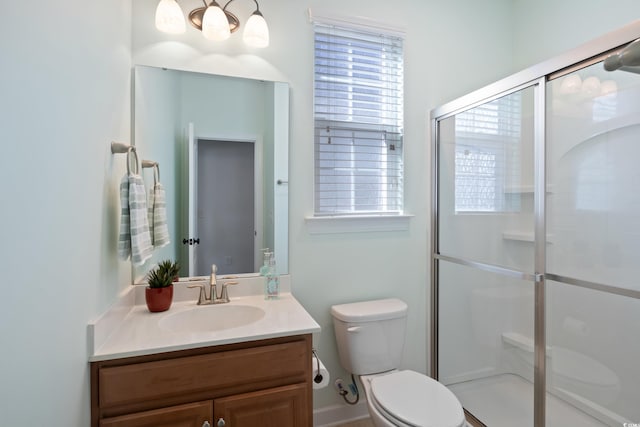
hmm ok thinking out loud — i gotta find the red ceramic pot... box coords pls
[145,285,173,312]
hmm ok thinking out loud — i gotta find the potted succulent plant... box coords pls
[158,259,181,282]
[145,259,179,312]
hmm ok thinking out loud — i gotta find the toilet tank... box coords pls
[331,298,408,375]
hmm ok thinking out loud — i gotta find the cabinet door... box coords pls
[100,401,212,427]
[214,383,309,427]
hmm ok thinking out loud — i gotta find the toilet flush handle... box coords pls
[347,326,361,333]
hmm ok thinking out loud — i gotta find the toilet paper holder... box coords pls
[312,348,323,384]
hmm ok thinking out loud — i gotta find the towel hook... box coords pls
[142,160,160,185]
[111,141,139,175]
[111,141,131,154]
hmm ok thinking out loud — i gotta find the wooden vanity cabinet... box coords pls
[99,401,212,427]
[91,335,312,427]
[215,383,307,426]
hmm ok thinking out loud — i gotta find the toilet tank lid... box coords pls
[331,298,408,322]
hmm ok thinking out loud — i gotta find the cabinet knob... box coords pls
[217,418,226,427]
[202,422,211,427]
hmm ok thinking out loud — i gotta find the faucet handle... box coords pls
[188,283,207,305]
[219,281,238,303]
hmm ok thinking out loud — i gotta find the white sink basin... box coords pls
[159,305,266,333]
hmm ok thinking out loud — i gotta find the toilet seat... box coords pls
[368,370,465,427]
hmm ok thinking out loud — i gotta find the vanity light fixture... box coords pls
[155,0,270,48]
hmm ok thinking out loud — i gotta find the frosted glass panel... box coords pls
[438,87,535,271]
[438,260,534,427]
[546,63,640,290]
[546,280,640,426]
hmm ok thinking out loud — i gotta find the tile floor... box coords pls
[335,419,374,427]
[336,416,476,427]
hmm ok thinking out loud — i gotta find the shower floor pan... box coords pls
[448,374,607,427]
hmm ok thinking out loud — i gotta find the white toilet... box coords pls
[331,298,466,427]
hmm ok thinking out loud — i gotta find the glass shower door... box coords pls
[545,59,640,426]
[435,85,539,426]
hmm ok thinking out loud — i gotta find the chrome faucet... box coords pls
[209,263,218,302]
[188,264,238,305]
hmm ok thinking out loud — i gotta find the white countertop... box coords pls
[89,277,320,362]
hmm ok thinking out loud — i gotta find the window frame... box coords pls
[312,21,405,218]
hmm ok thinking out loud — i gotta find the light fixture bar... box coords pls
[154,0,269,47]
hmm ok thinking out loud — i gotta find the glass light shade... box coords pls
[600,80,618,96]
[155,0,186,34]
[559,74,582,95]
[243,12,269,48]
[581,76,601,97]
[202,4,231,41]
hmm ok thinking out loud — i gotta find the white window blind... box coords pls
[314,24,404,216]
[454,92,522,213]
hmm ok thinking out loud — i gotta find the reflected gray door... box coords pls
[196,139,255,276]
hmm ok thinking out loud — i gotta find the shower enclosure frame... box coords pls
[430,21,640,427]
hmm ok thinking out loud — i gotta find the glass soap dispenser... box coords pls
[264,254,280,300]
[259,249,271,276]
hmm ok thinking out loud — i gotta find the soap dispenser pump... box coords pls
[259,249,271,276]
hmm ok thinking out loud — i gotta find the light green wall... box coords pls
[512,1,640,71]
[0,1,131,425]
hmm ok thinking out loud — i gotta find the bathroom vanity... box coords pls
[91,335,311,427]
[89,280,320,427]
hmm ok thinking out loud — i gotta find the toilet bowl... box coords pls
[361,370,466,427]
[331,298,466,427]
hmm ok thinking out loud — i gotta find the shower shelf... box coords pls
[502,332,552,354]
[504,185,554,194]
[502,231,554,243]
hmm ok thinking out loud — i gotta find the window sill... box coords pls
[304,214,413,234]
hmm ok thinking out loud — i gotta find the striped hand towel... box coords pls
[117,175,131,260]
[148,182,170,248]
[118,173,153,266]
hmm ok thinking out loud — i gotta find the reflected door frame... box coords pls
[187,122,263,276]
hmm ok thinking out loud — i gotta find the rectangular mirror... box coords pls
[133,65,289,280]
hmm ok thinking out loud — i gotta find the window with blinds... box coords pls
[454,92,522,213]
[314,24,404,216]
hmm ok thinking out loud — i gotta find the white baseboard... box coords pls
[313,401,370,426]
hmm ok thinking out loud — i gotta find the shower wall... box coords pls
[544,62,640,425]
